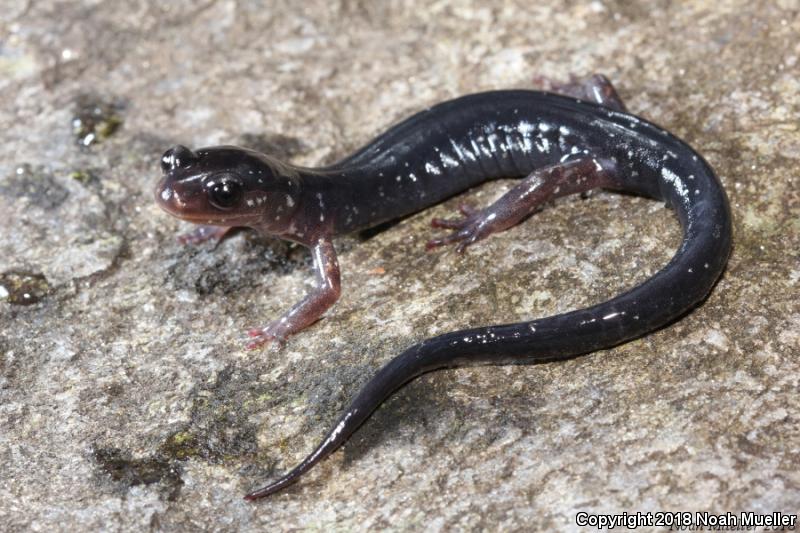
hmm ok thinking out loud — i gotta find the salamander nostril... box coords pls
[160,145,196,173]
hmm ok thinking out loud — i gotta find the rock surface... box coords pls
[1,1,798,531]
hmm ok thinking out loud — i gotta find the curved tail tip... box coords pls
[243,484,280,501]
[243,487,275,501]
[243,477,293,502]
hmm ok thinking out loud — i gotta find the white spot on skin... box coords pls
[327,411,356,442]
[440,153,459,168]
[425,162,441,175]
[473,137,491,158]
[517,121,535,135]
[518,134,532,152]
[449,139,476,161]
[246,199,254,207]
[286,195,295,207]
[661,167,690,206]
[535,137,550,153]
[486,133,499,153]
[160,189,172,201]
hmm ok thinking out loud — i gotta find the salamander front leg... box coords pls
[427,157,619,253]
[246,236,341,349]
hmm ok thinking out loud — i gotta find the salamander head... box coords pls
[155,145,301,231]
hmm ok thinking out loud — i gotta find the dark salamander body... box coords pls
[155,76,732,499]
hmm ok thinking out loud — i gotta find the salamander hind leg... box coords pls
[427,157,619,253]
[534,73,627,111]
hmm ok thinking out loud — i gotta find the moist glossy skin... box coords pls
[154,76,732,500]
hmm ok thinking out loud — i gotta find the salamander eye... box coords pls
[161,145,197,173]
[206,174,243,210]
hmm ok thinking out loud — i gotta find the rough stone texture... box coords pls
[1,1,798,531]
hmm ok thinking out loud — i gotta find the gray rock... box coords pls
[1,1,798,531]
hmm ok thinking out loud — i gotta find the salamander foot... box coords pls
[426,204,498,253]
[246,325,287,350]
[533,73,627,112]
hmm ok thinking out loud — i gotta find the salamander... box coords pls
[154,75,732,500]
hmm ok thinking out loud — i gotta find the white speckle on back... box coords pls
[517,121,535,135]
[661,167,690,206]
[441,153,459,168]
[450,139,476,161]
[425,162,441,175]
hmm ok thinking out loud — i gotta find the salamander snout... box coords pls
[161,145,197,173]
